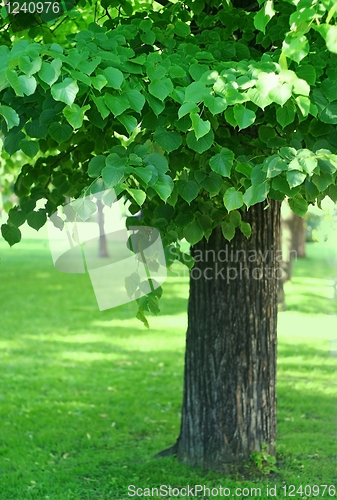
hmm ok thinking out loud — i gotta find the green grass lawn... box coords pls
[0,237,336,499]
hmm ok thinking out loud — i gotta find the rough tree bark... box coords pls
[158,200,281,471]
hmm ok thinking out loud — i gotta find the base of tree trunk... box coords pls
[154,439,179,458]
[157,201,281,471]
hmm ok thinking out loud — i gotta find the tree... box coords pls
[278,199,306,309]
[1,0,337,471]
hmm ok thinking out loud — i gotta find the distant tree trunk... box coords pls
[158,200,281,470]
[291,215,306,258]
[97,199,109,258]
[278,201,306,309]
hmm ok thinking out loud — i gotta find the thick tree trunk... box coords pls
[158,200,281,471]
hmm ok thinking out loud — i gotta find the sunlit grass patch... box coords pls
[0,238,336,498]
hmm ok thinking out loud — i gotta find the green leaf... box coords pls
[7,69,37,96]
[63,104,90,129]
[178,102,199,119]
[197,214,213,239]
[183,220,203,245]
[292,78,310,97]
[144,153,168,173]
[78,56,101,75]
[146,93,165,115]
[296,65,316,85]
[286,170,306,188]
[133,167,152,185]
[223,187,244,211]
[276,101,296,127]
[48,122,73,143]
[312,171,334,191]
[229,210,242,227]
[272,176,298,196]
[268,84,292,106]
[19,56,41,76]
[258,125,276,143]
[25,120,47,139]
[253,0,275,34]
[102,166,125,187]
[243,183,270,208]
[233,104,256,130]
[121,1,133,15]
[328,184,337,202]
[202,172,222,195]
[295,151,317,175]
[0,105,19,130]
[288,195,308,216]
[148,78,173,101]
[251,164,266,185]
[104,94,129,116]
[221,221,235,241]
[38,59,62,85]
[317,24,337,54]
[319,103,337,124]
[190,113,211,140]
[236,162,253,178]
[125,90,145,113]
[19,75,36,96]
[102,67,124,89]
[8,208,26,228]
[51,78,79,106]
[321,79,337,103]
[127,188,146,206]
[4,131,25,155]
[20,139,39,158]
[209,148,234,177]
[246,88,272,110]
[69,69,92,87]
[139,19,153,31]
[169,65,187,79]
[91,74,107,90]
[295,96,310,117]
[177,179,199,204]
[184,81,209,103]
[136,308,149,328]
[224,107,237,128]
[154,127,182,153]
[71,198,97,222]
[308,119,331,137]
[141,30,156,45]
[1,223,21,246]
[92,95,110,120]
[27,209,47,230]
[264,156,287,178]
[204,96,227,115]
[125,273,140,298]
[118,114,138,135]
[174,20,191,37]
[186,130,214,154]
[152,175,174,201]
[106,153,127,169]
[282,34,309,63]
[88,155,106,178]
[239,221,252,238]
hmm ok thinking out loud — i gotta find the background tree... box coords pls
[1,0,337,471]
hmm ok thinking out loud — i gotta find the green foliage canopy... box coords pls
[1,0,337,321]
